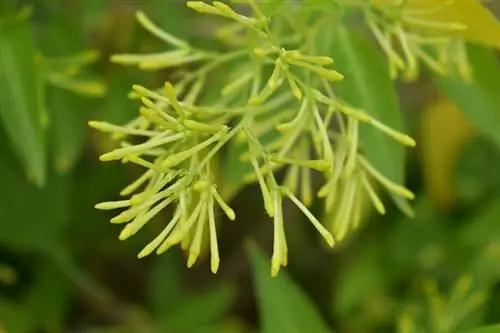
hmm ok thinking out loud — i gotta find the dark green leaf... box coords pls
[247,242,332,333]
[95,72,138,124]
[304,0,343,13]
[147,0,187,40]
[219,140,253,200]
[260,0,285,17]
[0,15,47,186]
[456,196,500,288]
[437,44,500,148]
[0,298,34,333]
[387,196,450,272]
[80,0,108,32]
[38,8,86,57]
[332,236,389,318]
[24,259,71,332]
[458,196,500,249]
[0,131,71,252]
[458,325,500,333]
[47,86,89,173]
[160,283,236,331]
[331,24,410,211]
[148,251,182,317]
[455,137,500,205]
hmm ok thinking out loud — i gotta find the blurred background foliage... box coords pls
[1,1,500,332]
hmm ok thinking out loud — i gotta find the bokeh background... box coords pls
[1,1,500,332]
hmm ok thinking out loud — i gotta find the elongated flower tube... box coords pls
[365,1,472,81]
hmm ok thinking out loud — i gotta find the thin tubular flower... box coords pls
[365,1,472,81]
[91,1,417,276]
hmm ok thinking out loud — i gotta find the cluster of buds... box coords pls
[90,79,237,273]
[365,1,472,81]
[91,1,415,276]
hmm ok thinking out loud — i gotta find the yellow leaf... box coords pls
[371,0,500,49]
[419,95,476,210]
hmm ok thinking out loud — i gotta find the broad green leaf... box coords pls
[332,235,389,318]
[387,197,451,273]
[47,86,89,173]
[450,195,500,291]
[247,243,332,333]
[458,196,500,249]
[96,72,139,125]
[147,0,187,40]
[220,140,253,200]
[0,130,71,252]
[458,325,500,333]
[148,251,182,317]
[331,25,410,209]
[67,158,128,256]
[436,44,500,148]
[0,15,47,186]
[260,0,285,16]
[80,0,108,32]
[24,259,71,332]
[39,9,86,57]
[0,3,16,17]
[0,298,34,333]
[160,283,237,331]
[455,138,500,205]
[304,0,343,13]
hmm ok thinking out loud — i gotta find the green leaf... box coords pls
[147,0,187,40]
[454,196,500,289]
[160,283,237,331]
[80,0,108,32]
[436,44,500,148]
[458,325,500,333]
[247,243,332,333]
[0,298,34,333]
[304,0,343,13]
[455,137,500,205]
[148,251,182,317]
[331,24,410,210]
[332,236,389,318]
[96,72,139,125]
[220,140,253,200]
[0,130,71,252]
[0,15,47,186]
[458,196,500,249]
[0,2,16,17]
[387,196,450,272]
[260,0,285,17]
[47,86,89,173]
[24,259,71,332]
[39,8,86,57]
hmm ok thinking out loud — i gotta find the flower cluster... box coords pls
[91,1,416,276]
[365,0,472,81]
